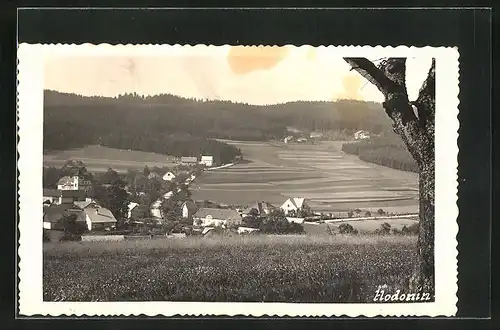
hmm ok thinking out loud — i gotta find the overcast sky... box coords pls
[44,45,433,105]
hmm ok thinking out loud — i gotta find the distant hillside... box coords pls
[44,90,391,136]
[43,91,392,163]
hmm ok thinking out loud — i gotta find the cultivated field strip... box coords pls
[193,141,418,214]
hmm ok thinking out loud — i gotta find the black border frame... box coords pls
[1,5,493,328]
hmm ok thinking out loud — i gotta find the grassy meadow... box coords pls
[43,145,177,173]
[44,235,417,302]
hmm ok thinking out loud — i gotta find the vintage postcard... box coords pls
[17,44,459,317]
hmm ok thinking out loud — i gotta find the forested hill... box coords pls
[44,91,391,163]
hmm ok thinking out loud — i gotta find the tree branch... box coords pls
[343,58,395,96]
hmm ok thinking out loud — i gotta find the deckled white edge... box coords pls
[17,44,459,317]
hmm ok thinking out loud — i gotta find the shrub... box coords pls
[377,208,385,216]
[365,211,372,217]
[43,230,51,242]
[401,223,419,235]
[338,223,358,235]
[380,222,392,234]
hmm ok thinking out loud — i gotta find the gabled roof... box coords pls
[57,176,74,186]
[74,200,96,209]
[83,206,117,224]
[128,202,139,212]
[244,201,276,214]
[282,197,306,209]
[193,208,242,222]
[43,203,85,223]
[201,155,213,160]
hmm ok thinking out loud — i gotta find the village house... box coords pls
[181,156,198,166]
[82,204,117,231]
[284,136,294,144]
[162,171,176,181]
[127,202,139,219]
[200,155,214,167]
[43,189,86,205]
[43,203,86,230]
[280,197,308,215]
[57,175,92,191]
[178,200,198,219]
[241,201,276,217]
[192,208,243,227]
[150,199,163,219]
[354,130,370,140]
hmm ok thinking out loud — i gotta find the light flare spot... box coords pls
[227,46,290,75]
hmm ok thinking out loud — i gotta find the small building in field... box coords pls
[162,172,176,181]
[192,208,242,227]
[297,137,308,143]
[181,157,199,166]
[354,130,370,140]
[82,204,117,231]
[284,136,294,144]
[43,203,86,230]
[200,155,214,167]
[280,197,308,215]
[57,175,92,191]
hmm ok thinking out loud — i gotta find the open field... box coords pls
[43,235,417,302]
[43,145,177,173]
[192,140,419,214]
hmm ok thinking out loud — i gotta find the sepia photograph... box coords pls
[17,44,459,316]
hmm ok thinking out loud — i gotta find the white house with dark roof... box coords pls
[82,204,117,231]
[280,197,307,215]
[192,208,242,227]
[57,175,92,191]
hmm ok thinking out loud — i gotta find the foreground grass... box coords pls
[43,235,417,302]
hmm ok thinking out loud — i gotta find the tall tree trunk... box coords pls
[344,57,436,296]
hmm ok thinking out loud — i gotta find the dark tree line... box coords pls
[44,90,392,147]
[342,134,418,173]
